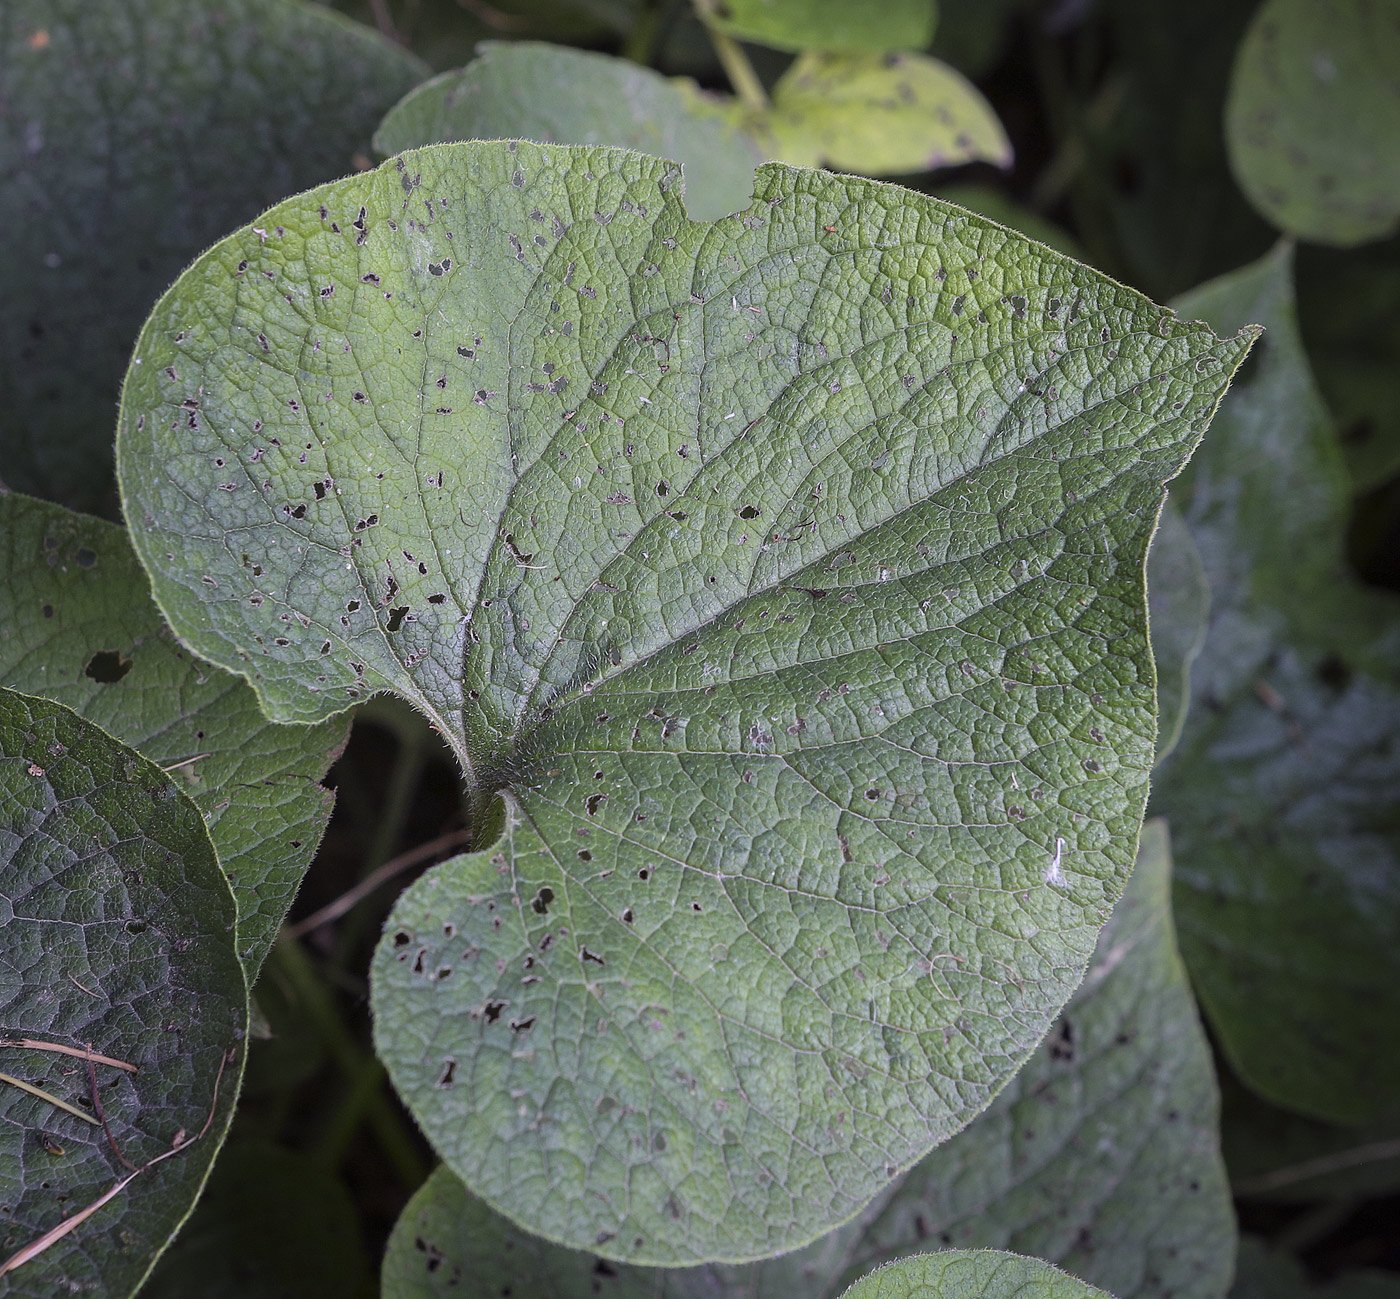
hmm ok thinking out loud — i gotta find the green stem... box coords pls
[621,0,660,65]
[693,0,769,112]
[271,939,426,1188]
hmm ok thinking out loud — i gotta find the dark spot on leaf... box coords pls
[75,548,97,569]
[387,606,409,632]
[531,886,554,915]
[586,793,607,816]
[484,1000,506,1024]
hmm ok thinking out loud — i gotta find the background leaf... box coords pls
[140,1142,371,1299]
[1231,1239,1400,1299]
[373,42,761,220]
[115,139,1252,1263]
[1147,503,1210,764]
[1154,242,1400,1123]
[382,819,1235,1299]
[0,0,426,514]
[0,689,246,1296]
[835,1250,1112,1299]
[696,0,937,57]
[1225,0,1400,247]
[0,493,348,979]
[735,52,1011,176]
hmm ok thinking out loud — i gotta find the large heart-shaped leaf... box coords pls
[836,1251,1112,1299]
[374,43,761,221]
[0,494,348,980]
[0,689,246,1296]
[115,140,1253,1261]
[0,0,425,513]
[1225,0,1400,247]
[383,819,1235,1299]
[1154,242,1400,1123]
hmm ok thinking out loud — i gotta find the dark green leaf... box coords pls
[141,1142,371,1299]
[0,689,246,1296]
[1225,0,1400,247]
[0,0,425,513]
[381,820,1234,1299]
[115,139,1253,1262]
[0,494,348,980]
[373,43,761,220]
[697,0,937,56]
[1155,242,1400,1123]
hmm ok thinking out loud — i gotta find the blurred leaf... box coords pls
[1222,1070,1400,1202]
[741,52,1011,175]
[1225,0,1400,247]
[115,138,1252,1264]
[142,1143,370,1299]
[0,689,246,1297]
[374,42,760,219]
[1089,0,1272,300]
[929,0,1021,79]
[1155,242,1400,1123]
[0,494,348,980]
[1147,503,1210,764]
[0,0,426,514]
[1296,236,1400,494]
[385,820,1236,1299]
[698,0,937,56]
[1231,1239,1400,1299]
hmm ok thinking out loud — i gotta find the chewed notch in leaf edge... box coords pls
[114,140,1256,1265]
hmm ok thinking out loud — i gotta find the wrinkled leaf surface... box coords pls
[116,139,1252,1262]
[381,820,1234,1299]
[837,1251,1113,1299]
[0,689,245,1297]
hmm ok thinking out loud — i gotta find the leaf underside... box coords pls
[0,689,246,1298]
[115,139,1253,1263]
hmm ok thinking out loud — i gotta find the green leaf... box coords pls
[0,688,246,1296]
[382,820,1234,1299]
[115,139,1254,1262]
[1225,0,1400,247]
[1154,241,1400,1123]
[0,494,348,980]
[374,43,761,221]
[747,52,1012,176]
[0,0,426,514]
[141,1142,371,1299]
[697,0,937,56]
[835,1251,1113,1299]
[930,186,1083,261]
[1231,1239,1400,1299]
[1146,503,1209,764]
